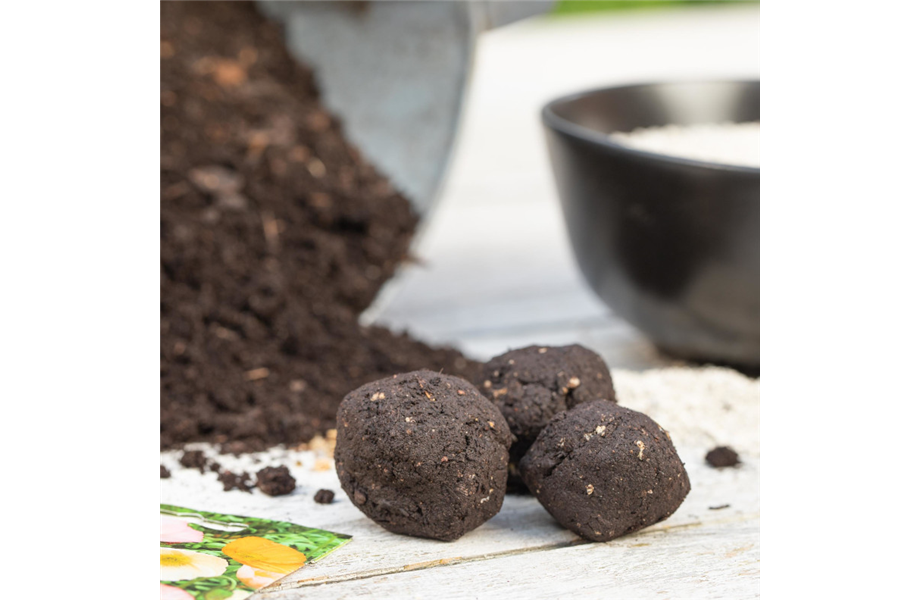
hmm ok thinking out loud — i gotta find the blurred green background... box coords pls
[553,0,920,15]
[552,1,758,16]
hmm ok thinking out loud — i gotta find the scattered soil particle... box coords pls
[218,470,255,493]
[709,504,730,510]
[335,371,512,541]
[160,465,172,479]
[256,465,297,496]
[705,446,741,468]
[179,450,209,473]
[314,489,335,504]
[160,1,479,454]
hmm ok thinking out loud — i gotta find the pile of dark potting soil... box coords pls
[160,1,478,452]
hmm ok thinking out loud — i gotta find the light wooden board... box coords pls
[161,366,760,599]
[161,443,758,600]
[262,456,759,599]
[160,438,761,599]
[263,518,759,600]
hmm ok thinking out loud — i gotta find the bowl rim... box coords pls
[541,79,760,175]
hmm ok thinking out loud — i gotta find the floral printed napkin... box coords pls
[160,504,351,599]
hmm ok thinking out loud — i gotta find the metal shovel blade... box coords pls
[257,1,551,217]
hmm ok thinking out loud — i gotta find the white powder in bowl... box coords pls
[610,121,920,169]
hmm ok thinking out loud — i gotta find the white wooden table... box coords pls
[161,7,760,598]
[160,367,760,599]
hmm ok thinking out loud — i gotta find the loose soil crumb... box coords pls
[705,446,741,468]
[179,450,209,474]
[314,489,335,504]
[256,465,297,496]
[218,470,255,493]
[160,1,479,453]
[160,465,171,479]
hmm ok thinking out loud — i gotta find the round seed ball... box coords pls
[520,401,690,542]
[334,370,513,541]
[474,345,616,486]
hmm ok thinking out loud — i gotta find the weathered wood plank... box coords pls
[256,450,757,593]
[161,443,757,598]
[160,369,766,598]
[260,516,759,600]
[161,366,759,597]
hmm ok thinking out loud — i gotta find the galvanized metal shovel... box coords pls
[258,1,551,217]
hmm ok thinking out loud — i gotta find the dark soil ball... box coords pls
[475,345,616,488]
[160,465,171,479]
[705,446,740,468]
[256,466,296,496]
[334,370,512,541]
[520,401,690,542]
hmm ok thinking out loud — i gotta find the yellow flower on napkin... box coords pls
[221,536,307,575]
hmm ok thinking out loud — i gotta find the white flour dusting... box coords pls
[613,366,760,457]
[610,122,760,168]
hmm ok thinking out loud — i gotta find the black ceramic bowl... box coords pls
[542,81,759,366]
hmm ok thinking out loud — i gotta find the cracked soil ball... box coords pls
[519,401,690,542]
